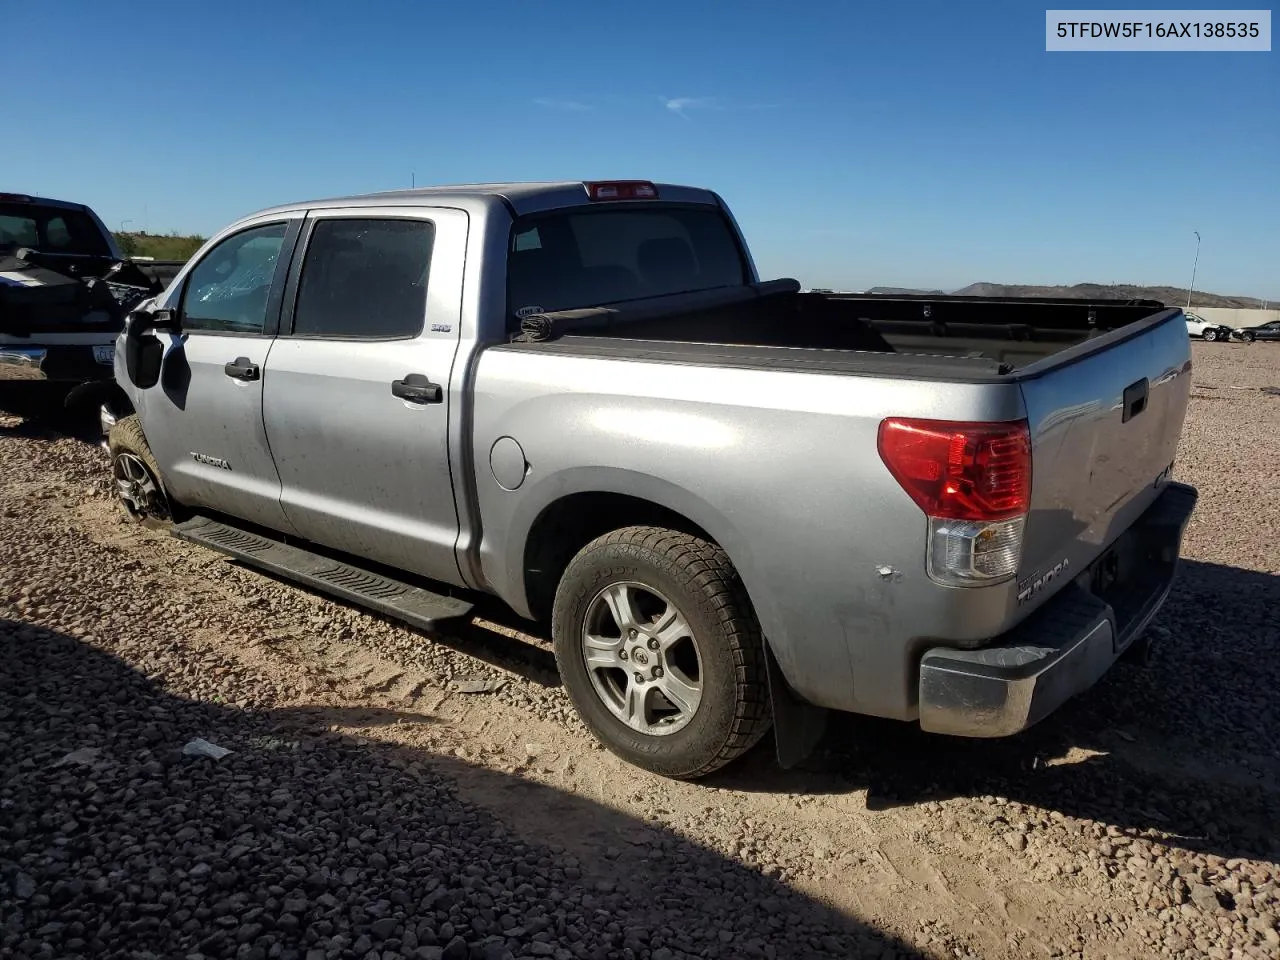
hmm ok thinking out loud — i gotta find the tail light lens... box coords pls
[878,418,1032,586]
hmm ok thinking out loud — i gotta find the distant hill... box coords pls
[863,282,1266,309]
[862,286,948,296]
[112,231,205,261]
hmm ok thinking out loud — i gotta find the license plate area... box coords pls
[93,344,114,365]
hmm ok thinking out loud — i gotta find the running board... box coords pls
[172,515,474,632]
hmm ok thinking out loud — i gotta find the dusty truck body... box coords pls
[109,180,1197,778]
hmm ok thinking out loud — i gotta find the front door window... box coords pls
[181,223,287,334]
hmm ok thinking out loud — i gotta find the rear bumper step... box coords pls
[918,481,1197,737]
[172,516,474,632]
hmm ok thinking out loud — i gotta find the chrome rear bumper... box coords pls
[0,343,115,382]
[918,482,1198,737]
[0,347,49,381]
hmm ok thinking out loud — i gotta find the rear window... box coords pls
[291,218,434,340]
[507,206,747,321]
[0,203,112,257]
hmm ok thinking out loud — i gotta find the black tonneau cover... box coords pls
[513,278,803,342]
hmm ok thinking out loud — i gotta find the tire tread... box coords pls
[554,524,772,779]
[107,414,184,527]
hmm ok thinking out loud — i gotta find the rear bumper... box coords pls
[0,344,115,383]
[918,481,1198,737]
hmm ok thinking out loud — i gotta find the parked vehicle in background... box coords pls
[106,179,1197,779]
[1234,319,1280,343]
[0,192,160,419]
[1184,312,1234,342]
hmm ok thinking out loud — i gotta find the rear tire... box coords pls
[552,525,772,779]
[107,415,187,529]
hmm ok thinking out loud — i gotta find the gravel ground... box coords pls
[2,341,1278,960]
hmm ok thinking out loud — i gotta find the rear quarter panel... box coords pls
[470,347,1029,718]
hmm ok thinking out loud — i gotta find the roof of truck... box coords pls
[0,192,94,212]
[250,181,722,219]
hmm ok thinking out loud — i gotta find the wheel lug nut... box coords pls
[647,638,659,650]
[652,666,664,679]
[628,629,638,639]
[618,649,628,660]
[633,672,645,684]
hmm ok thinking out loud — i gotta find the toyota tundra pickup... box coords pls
[105,180,1198,779]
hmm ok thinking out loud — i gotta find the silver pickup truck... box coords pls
[106,180,1198,779]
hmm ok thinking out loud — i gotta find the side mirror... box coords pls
[123,309,167,389]
[125,304,180,335]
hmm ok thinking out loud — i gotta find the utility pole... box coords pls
[1186,230,1200,310]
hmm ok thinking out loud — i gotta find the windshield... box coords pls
[507,205,747,322]
[0,203,112,257]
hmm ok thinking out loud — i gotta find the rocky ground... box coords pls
[1,341,1278,960]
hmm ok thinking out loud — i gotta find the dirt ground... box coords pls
[2,341,1278,960]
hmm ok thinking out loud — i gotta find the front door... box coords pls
[140,217,301,531]
[261,207,467,585]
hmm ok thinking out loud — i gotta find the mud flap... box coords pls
[1119,628,1155,666]
[764,643,828,769]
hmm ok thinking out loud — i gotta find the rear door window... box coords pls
[0,204,111,257]
[290,218,434,340]
[507,206,746,320]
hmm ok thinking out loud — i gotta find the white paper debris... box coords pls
[182,738,233,760]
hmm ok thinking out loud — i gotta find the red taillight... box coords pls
[877,418,1031,522]
[584,180,659,201]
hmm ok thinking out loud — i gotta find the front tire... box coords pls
[552,526,772,779]
[107,415,186,528]
[1242,331,1256,343]
[1201,328,1218,342]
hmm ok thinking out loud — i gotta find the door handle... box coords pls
[224,357,260,381]
[1122,377,1148,422]
[392,373,443,404]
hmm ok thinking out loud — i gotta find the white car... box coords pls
[1185,313,1233,342]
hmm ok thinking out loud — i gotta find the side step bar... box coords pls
[173,515,474,632]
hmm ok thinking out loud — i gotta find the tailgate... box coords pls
[1015,309,1191,605]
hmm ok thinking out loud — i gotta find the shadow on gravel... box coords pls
[714,559,1280,867]
[0,618,929,960]
[0,401,100,445]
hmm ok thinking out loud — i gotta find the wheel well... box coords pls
[64,378,134,416]
[523,493,715,623]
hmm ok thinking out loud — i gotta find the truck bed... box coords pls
[508,283,1180,379]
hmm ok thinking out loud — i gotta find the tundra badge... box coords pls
[190,452,231,471]
[1017,557,1070,605]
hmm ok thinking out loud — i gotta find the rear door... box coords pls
[1016,311,1191,594]
[261,207,467,585]
[139,217,301,531]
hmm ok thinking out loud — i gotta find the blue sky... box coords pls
[10,1,1277,297]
